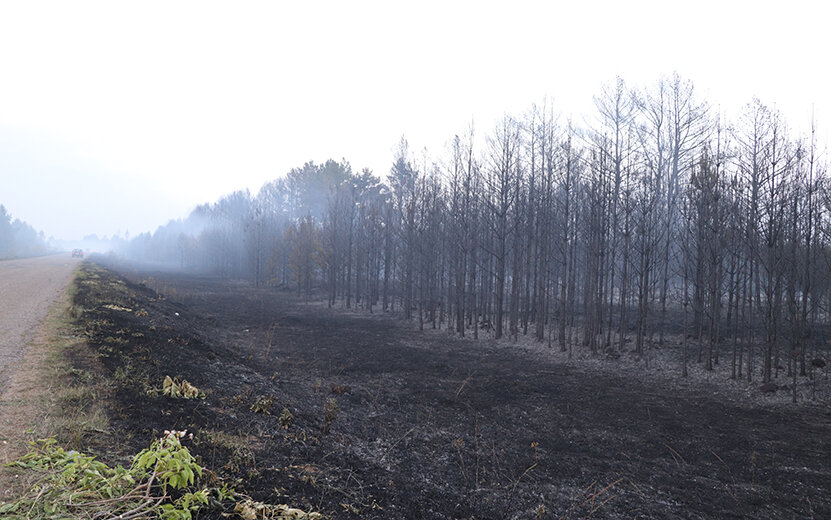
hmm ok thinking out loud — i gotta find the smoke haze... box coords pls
[0,1,828,243]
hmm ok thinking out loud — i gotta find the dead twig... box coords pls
[710,449,739,502]
[583,479,622,515]
[264,322,277,361]
[454,373,474,400]
[558,478,622,520]
[454,438,468,484]
[627,478,645,497]
[663,442,687,465]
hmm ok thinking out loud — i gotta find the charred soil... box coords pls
[71,262,831,519]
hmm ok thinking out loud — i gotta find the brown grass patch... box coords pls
[0,269,109,501]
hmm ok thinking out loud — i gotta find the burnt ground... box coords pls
[70,261,831,519]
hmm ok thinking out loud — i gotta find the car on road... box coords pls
[71,249,84,258]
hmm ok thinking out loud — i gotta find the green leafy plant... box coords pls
[278,408,294,429]
[162,375,205,399]
[0,431,210,520]
[250,395,275,414]
[134,430,203,491]
[1,430,318,520]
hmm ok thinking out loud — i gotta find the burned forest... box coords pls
[124,76,831,393]
[5,0,831,516]
[4,73,830,520]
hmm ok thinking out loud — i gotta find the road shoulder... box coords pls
[0,272,105,500]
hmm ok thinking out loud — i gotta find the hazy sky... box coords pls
[0,0,828,241]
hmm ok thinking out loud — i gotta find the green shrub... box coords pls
[0,431,212,520]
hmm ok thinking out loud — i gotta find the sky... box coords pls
[0,0,828,241]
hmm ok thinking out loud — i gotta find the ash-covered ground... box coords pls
[72,262,831,519]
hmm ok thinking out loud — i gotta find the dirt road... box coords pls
[0,254,78,500]
[0,254,78,390]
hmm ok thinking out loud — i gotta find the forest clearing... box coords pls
[15,260,823,519]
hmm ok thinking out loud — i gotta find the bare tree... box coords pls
[484,116,522,339]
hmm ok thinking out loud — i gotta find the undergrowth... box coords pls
[0,431,319,520]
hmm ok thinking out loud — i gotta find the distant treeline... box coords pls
[0,204,49,259]
[123,73,831,385]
